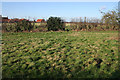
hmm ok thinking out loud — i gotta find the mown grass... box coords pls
[2,31,119,78]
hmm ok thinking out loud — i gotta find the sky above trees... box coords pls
[2,2,118,21]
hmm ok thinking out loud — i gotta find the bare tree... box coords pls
[100,9,119,30]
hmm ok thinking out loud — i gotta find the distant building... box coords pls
[36,19,45,23]
[2,16,8,19]
[10,18,20,23]
[2,17,9,23]
[1,17,30,23]
[19,18,26,21]
[19,18,29,21]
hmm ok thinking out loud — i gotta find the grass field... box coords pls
[2,31,119,78]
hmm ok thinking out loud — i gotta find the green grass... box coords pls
[2,31,119,78]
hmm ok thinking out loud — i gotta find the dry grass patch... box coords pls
[106,36,118,40]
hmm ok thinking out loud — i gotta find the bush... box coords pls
[2,20,33,32]
[47,17,65,31]
[2,23,17,32]
[6,23,17,32]
[16,20,33,32]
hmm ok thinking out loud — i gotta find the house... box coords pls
[1,15,30,23]
[2,17,8,19]
[19,18,25,21]
[19,18,29,21]
[2,17,20,23]
[9,18,19,23]
[2,17,9,23]
[36,19,45,23]
[9,18,29,23]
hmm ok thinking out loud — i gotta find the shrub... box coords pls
[16,20,33,32]
[2,20,33,32]
[2,23,17,32]
[47,17,65,31]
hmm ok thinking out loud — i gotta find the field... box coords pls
[2,31,119,78]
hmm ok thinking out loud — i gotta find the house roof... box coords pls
[2,19,10,22]
[2,17,8,19]
[36,19,44,22]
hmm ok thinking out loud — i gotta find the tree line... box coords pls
[2,9,119,32]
